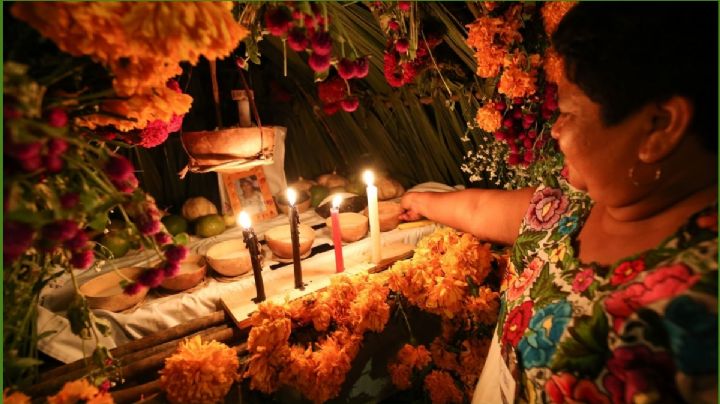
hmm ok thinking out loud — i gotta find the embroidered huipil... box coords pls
[487,179,717,403]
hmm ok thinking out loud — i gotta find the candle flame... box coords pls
[363,170,374,186]
[287,188,297,206]
[332,194,342,208]
[238,211,252,229]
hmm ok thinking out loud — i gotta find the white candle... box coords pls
[363,170,381,263]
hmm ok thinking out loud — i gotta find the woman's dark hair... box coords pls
[553,2,718,152]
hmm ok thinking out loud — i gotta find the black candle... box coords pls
[239,212,265,302]
[287,189,304,290]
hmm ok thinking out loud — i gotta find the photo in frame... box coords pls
[220,167,277,223]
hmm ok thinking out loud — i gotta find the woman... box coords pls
[238,178,265,215]
[401,4,717,403]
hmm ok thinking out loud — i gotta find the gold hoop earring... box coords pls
[628,163,662,187]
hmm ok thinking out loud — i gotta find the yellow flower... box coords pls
[3,389,30,404]
[549,243,567,263]
[159,336,239,404]
[424,370,464,404]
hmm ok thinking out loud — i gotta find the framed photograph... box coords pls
[221,167,277,223]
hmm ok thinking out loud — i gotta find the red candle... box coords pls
[330,195,344,273]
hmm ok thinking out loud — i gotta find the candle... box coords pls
[330,194,345,273]
[239,212,265,302]
[287,188,304,289]
[363,170,381,263]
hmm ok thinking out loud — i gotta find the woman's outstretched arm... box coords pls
[400,188,534,245]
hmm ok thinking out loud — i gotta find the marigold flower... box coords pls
[544,47,565,84]
[424,370,464,404]
[159,336,239,404]
[47,379,114,404]
[3,389,30,404]
[475,102,503,132]
[498,60,538,99]
[542,2,577,36]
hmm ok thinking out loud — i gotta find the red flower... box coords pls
[112,175,139,194]
[165,245,189,264]
[388,20,400,31]
[138,120,169,148]
[64,231,89,252]
[60,192,79,209]
[572,268,595,293]
[123,282,144,296]
[398,1,411,12]
[287,27,309,51]
[6,141,42,160]
[47,108,68,127]
[43,220,79,242]
[310,31,333,56]
[308,52,331,72]
[317,76,347,104]
[154,232,172,245]
[265,6,293,36]
[105,156,134,181]
[70,249,95,269]
[340,97,359,112]
[604,263,700,332]
[43,154,64,173]
[546,373,610,404]
[138,217,162,236]
[138,268,165,288]
[610,259,646,286]
[47,138,69,156]
[603,345,678,404]
[322,102,340,116]
[395,38,410,53]
[162,260,181,277]
[354,57,370,78]
[337,58,356,79]
[501,300,533,347]
[167,114,183,134]
[4,221,34,263]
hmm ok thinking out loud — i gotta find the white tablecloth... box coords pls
[38,210,437,363]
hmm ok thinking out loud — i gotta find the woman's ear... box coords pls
[638,96,693,163]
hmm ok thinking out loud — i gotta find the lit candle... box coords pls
[363,170,381,263]
[239,211,265,302]
[287,188,304,289]
[330,194,345,273]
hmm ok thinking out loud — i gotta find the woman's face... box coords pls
[551,77,648,205]
[241,181,253,195]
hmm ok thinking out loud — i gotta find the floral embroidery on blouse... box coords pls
[496,178,718,403]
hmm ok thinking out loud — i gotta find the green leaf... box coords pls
[89,212,109,232]
[314,69,330,82]
[511,230,545,267]
[529,264,567,307]
[10,357,44,369]
[550,304,610,377]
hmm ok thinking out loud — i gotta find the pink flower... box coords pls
[6,141,42,160]
[47,108,68,127]
[162,260,181,278]
[123,282,144,296]
[337,58,356,79]
[354,57,370,78]
[310,31,333,55]
[322,102,340,116]
[610,259,646,286]
[265,6,293,36]
[137,216,161,236]
[112,175,139,194]
[43,154,64,173]
[398,1,411,12]
[603,345,678,404]
[502,300,533,347]
[388,20,400,31]
[604,263,700,332]
[317,76,347,104]
[64,231,89,252]
[60,193,79,209]
[105,156,134,181]
[288,27,309,51]
[546,373,610,404]
[47,138,69,155]
[154,232,172,245]
[70,249,94,269]
[525,187,569,230]
[166,114,183,134]
[43,220,79,241]
[572,268,595,293]
[507,257,544,301]
[99,379,111,393]
[395,38,410,53]
[138,268,164,288]
[138,120,169,148]
[308,52,331,72]
[340,97,359,112]
[4,221,34,263]
[164,245,189,264]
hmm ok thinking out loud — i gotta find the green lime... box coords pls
[99,233,131,259]
[161,214,188,236]
[309,185,330,208]
[194,214,226,238]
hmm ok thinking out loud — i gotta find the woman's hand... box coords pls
[400,192,425,221]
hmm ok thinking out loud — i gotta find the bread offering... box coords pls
[206,239,253,277]
[264,223,315,259]
[325,212,369,243]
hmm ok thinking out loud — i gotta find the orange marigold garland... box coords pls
[244,273,390,403]
[542,2,578,36]
[388,344,432,390]
[2,389,30,404]
[424,370,464,404]
[159,336,240,404]
[46,379,114,404]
